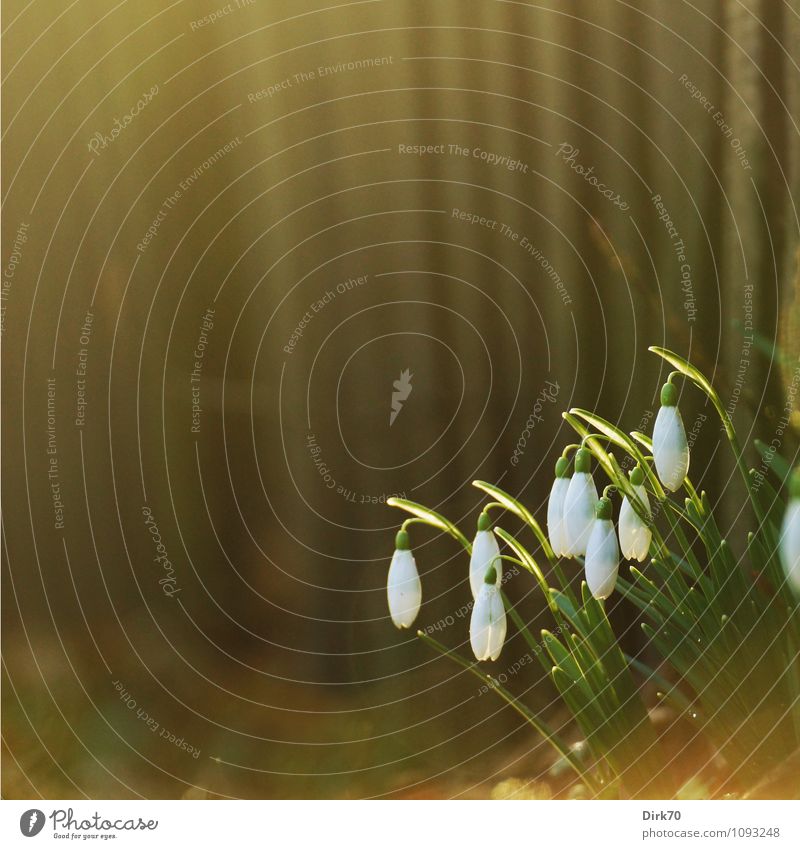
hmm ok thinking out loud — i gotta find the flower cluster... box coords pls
[387,512,508,661]
[545,379,690,601]
[387,373,800,666]
[382,345,800,798]
[547,454,654,601]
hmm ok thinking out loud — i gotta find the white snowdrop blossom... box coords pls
[619,465,652,562]
[470,564,507,661]
[584,497,620,600]
[387,530,422,629]
[469,513,502,599]
[547,456,571,557]
[563,448,598,557]
[779,469,800,596]
[652,382,690,492]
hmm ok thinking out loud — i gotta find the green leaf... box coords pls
[472,480,554,560]
[550,667,613,768]
[386,498,470,550]
[616,577,666,625]
[624,654,694,714]
[631,431,653,452]
[542,630,588,692]
[754,439,792,484]
[500,589,544,657]
[494,527,559,614]
[494,527,543,582]
[648,346,719,406]
[566,413,666,507]
[550,589,591,640]
[749,468,785,527]
[569,408,643,459]
[561,413,614,479]
[417,631,599,791]
[650,347,767,531]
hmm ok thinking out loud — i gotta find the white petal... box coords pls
[653,406,690,492]
[547,477,570,556]
[487,589,508,661]
[469,530,501,599]
[585,519,620,600]
[780,500,800,595]
[562,472,598,557]
[619,484,652,562]
[387,549,421,628]
[470,584,494,660]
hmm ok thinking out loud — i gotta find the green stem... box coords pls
[502,589,542,656]
[387,497,471,551]
[417,631,599,793]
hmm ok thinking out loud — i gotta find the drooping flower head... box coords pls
[469,512,502,599]
[584,496,620,600]
[619,465,652,562]
[652,381,690,492]
[469,563,507,662]
[562,448,598,557]
[387,529,422,629]
[779,468,800,596]
[547,456,571,557]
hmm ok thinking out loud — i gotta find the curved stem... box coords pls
[581,433,615,448]
[401,517,430,533]
[387,497,471,551]
[498,554,527,570]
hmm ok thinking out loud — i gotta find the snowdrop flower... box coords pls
[652,382,690,492]
[469,512,502,599]
[585,497,620,600]
[547,456,571,557]
[779,469,800,595]
[619,465,652,562]
[470,564,507,661]
[563,448,598,557]
[387,529,422,628]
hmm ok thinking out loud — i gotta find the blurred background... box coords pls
[2,0,799,798]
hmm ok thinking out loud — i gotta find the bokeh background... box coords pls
[2,0,799,799]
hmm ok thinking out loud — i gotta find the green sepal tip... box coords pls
[660,382,678,406]
[555,456,570,478]
[595,496,612,521]
[574,448,591,474]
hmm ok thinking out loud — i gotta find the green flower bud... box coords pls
[395,529,410,551]
[555,456,570,478]
[630,465,645,486]
[595,496,612,521]
[574,448,591,474]
[660,382,678,406]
